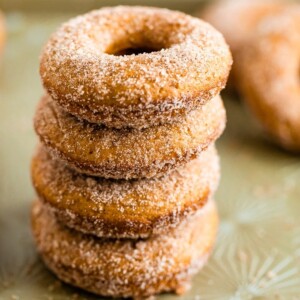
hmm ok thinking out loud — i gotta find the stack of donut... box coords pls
[31,6,232,298]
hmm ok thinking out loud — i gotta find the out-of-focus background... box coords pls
[1,1,300,299]
[0,0,206,13]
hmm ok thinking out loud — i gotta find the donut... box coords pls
[34,94,226,179]
[31,145,219,239]
[199,0,285,87]
[237,8,300,151]
[40,6,232,129]
[0,12,5,55]
[200,0,285,54]
[31,200,218,298]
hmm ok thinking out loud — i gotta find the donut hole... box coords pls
[106,39,166,56]
[104,24,176,56]
[101,12,193,57]
[112,46,161,56]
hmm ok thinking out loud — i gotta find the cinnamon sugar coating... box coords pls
[40,6,232,129]
[34,95,226,179]
[237,8,300,151]
[31,145,219,239]
[31,200,218,299]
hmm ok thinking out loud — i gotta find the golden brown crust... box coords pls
[237,8,300,151]
[55,86,223,131]
[31,200,218,298]
[34,94,226,179]
[40,6,232,129]
[31,145,220,239]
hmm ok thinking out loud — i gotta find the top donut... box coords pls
[40,6,232,129]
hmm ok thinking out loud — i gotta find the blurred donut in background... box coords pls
[0,11,5,55]
[237,8,300,151]
[198,0,300,152]
[198,0,285,88]
[199,0,284,54]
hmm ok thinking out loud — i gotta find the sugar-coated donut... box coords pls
[31,145,219,239]
[34,94,226,179]
[31,200,218,298]
[40,6,232,129]
[237,8,300,151]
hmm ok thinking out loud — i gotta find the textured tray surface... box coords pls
[1,7,300,300]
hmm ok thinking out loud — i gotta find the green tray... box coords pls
[1,3,300,299]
